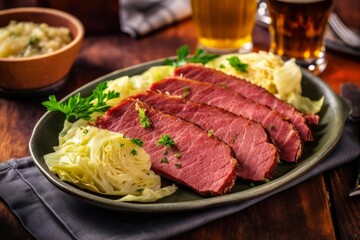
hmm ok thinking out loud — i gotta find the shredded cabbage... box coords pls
[44,119,177,202]
[105,66,175,107]
[205,51,323,114]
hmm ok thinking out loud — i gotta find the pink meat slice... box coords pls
[134,91,279,181]
[96,98,237,196]
[150,77,303,162]
[175,64,319,141]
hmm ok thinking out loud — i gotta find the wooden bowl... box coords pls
[0,7,84,93]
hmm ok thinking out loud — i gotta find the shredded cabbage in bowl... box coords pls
[44,119,177,202]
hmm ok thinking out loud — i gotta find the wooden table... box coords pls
[1,17,359,239]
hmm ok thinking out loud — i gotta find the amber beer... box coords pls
[191,0,257,53]
[267,0,333,74]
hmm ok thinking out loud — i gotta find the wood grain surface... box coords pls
[0,2,359,239]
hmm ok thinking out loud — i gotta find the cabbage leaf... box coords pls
[44,119,177,202]
[105,66,175,107]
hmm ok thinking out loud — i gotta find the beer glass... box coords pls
[191,0,257,53]
[266,0,333,74]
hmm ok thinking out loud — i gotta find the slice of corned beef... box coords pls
[134,91,279,182]
[96,99,237,196]
[175,64,319,141]
[150,77,303,162]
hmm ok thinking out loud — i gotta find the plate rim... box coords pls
[29,58,349,213]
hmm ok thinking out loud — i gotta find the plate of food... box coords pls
[29,47,348,213]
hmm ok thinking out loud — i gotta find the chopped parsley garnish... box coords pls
[28,36,40,47]
[182,86,190,99]
[130,149,138,156]
[42,82,119,121]
[175,162,182,168]
[264,178,271,183]
[164,45,219,67]
[207,129,214,137]
[131,138,143,147]
[157,134,175,148]
[227,56,248,73]
[269,125,275,131]
[83,129,89,134]
[135,103,152,128]
[174,152,181,158]
[160,157,169,163]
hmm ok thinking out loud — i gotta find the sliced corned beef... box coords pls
[134,91,279,182]
[150,77,303,162]
[96,99,237,196]
[175,64,319,141]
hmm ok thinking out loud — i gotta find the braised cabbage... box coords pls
[44,119,177,202]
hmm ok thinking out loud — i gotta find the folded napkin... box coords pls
[119,0,192,37]
[1,120,359,240]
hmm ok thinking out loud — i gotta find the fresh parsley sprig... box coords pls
[131,138,144,147]
[42,82,119,121]
[135,103,152,129]
[164,45,219,67]
[227,56,248,73]
[157,134,175,148]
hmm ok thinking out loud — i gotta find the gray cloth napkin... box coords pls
[1,120,359,240]
[119,0,191,37]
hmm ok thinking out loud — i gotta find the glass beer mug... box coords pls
[267,0,333,74]
[191,0,257,53]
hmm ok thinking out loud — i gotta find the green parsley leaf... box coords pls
[163,45,219,67]
[160,157,169,163]
[264,178,271,183]
[131,138,143,147]
[135,103,152,128]
[157,134,175,148]
[42,82,119,121]
[227,56,248,73]
[181,86,190,99]
[130,149,138,156]
[28,36,40,47]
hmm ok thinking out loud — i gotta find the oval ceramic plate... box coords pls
[29,59,348,213]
